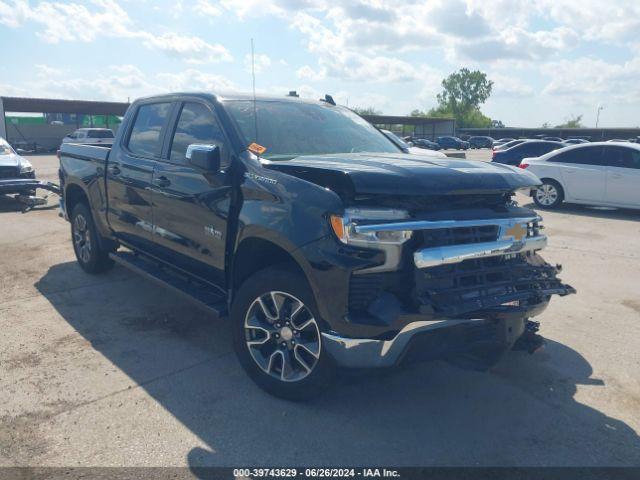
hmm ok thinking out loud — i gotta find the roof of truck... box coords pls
[133,92,332,105]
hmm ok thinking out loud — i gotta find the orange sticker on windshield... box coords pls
[248,143,267,155]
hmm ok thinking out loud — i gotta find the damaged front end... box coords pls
[321,198,575,370]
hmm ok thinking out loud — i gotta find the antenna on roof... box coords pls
[251,38,259,143]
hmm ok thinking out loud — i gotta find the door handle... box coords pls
[154,176,171,188]
[108,165,121,175]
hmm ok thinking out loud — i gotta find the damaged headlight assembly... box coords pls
[330,208,413,273]
[19,160,34,174]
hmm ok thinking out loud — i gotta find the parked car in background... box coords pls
[411,138,441,150]
[494,139,527,151]
[520,142,640,210]
[492,140,564,166]
[564,139,589,145]
[492,138,515,148]
[436,136,469,150]
[468,136,494,149]
[0,137,36,195]
[542,136,564,142]
[380,130,446,158]
[62,128,115,146]
[607,139,630,143]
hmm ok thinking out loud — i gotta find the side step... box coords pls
[110,251,228,317]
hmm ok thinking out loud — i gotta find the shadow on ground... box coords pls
[35,261,640,468]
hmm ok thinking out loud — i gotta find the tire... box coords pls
[231,266,335,401]
[533,179,564,209]
[70,203,115,274]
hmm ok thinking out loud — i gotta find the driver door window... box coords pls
[169,102,226,165]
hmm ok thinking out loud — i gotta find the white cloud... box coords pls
[244,53,272,73]
[156,69,239,94]
[296,65,324,81]
[140,32,232,64]
[542,57,640,102]
[194,0,221,18]
[0,0,232,64]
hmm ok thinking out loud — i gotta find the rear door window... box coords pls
[127,103,172,157]
[550,146,605,165]
[604,146,640,169]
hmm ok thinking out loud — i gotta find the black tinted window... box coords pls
[550,146,605,165]
[88,130,114,138]
[169,102,225,164]
[127,103,171,157]
[604,146,640,169]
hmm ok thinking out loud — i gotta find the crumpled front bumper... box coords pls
[322,313,536,369]
[0,178,61,196]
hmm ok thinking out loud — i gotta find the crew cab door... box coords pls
[106,101,172,249]
[603,146,640,207]
[150,100,233,286]
[553,146,606,202]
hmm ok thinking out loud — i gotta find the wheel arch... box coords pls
[231,236,312,294]
[64,182,89,217]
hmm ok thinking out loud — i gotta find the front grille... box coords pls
[415,254,567,317]
[0,166,18,179]
[349,274,385,312]
[420,225,499,248]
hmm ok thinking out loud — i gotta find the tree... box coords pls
[541,122,551,128]
[491,119,505,128]
[412,69,494,128]
[555,114,584,128]
[409,109,429,117]
[436,68,493,116]
[352,106,381,116]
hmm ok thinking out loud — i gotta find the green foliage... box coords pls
[555,114,584,128]
[352,106,381,116]
[408,69,494,128]
[437,68,493,115]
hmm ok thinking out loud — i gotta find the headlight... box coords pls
[19,161,33,174]
[330,207,413,245]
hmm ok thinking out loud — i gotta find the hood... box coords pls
[0,153,21,168]
[264,152,541,197]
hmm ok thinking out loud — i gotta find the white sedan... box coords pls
[520,142,640,209]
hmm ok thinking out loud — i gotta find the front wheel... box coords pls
[533,180,564,209]
[231,267,335,401]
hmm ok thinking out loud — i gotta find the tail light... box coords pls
[519,162,529,169]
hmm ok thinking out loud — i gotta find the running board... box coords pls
[109,251,227,317]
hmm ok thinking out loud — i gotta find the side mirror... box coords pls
[186,144,221,171]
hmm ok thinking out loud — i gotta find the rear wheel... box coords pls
[533,180,564,209]
[70,203,114,273]
[231,267,334,401]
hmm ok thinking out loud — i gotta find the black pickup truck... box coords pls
[58,93,574,400]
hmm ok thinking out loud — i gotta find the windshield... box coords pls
[224,100,399,160]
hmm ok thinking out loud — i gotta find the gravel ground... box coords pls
[0,153,639,468]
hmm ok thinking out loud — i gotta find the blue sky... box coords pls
[1,0,639,127]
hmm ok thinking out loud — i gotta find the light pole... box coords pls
[596,105,604,128]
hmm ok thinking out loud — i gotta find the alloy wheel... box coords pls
[244,291,321,383]
[73,213,92,263]
[536,183,559,206]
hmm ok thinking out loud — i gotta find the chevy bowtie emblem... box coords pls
[505,223,527,241]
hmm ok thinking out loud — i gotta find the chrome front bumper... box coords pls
[355,215,545,269]
[414,234,547,268]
